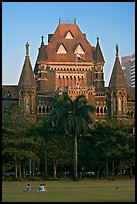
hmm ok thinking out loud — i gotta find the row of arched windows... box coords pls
[50,67,92,71]
[112,91,127,113]
[127,110,134,116]
[96,106,107,114]
[38,106,52,114]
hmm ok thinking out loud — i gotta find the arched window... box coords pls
[43,106,45,113]
[100,106,103,113]
[59,75,61,86]
[26,97,30,112]
[102,73,104,79]
[112,92,116,111]
[97,107,99,113]
[66,75,68,86]
[39,106,41,113]
[123,98,126,112]
[118,91,123,111]
[104,106,106,113]
[130,111,133,116]
[118,98,122,111]
[7,91,11,99]
[21,98,24,111]
[20,90,23,96]
[31,97,35,112]
[46,106,49,113]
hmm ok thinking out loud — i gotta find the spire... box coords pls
[97,37,99,43]
[34,36,48,74]
[109,44,127,88]
[25,42,29,57]
[116,43,119,58]
[41,35,44,43]
[18,42,36,87]
[38,35,48,62]
[94,37,105,63]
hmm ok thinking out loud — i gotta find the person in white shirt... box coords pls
[37,184,45,192]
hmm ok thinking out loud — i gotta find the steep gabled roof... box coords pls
[94,37,105,63]
[37,36,48,62]
[34,37,48,74]
[45,23,95,62]
[2,85,19,99]
[18,42,36,87]
[109,44,127,88]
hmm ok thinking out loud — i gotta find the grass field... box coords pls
[2,178,135,202]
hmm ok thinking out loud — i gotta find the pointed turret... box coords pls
[18,42,36,87]
[93,37,105,92]
[108,44,128,120]
[109,44,127,88]
[18,42,36,123]
[34,36,48,74]
[37,35,48,62]
[94,37,105,64]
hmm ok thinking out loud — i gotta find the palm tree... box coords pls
[50,94,96,181]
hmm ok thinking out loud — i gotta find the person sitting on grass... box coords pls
[37,184,45,192]
[23,184,31,192]
[43,183,47,191]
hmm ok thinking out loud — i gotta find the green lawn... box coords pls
[2,178,135,202]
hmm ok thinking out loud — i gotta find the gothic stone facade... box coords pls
[2,20,135,125]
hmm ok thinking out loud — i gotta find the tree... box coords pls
[50,94,96,181]
[2,103,41,179]
[91,120,135,178]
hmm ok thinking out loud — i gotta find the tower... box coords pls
[34,36,48,92]
[93,37,105,92]
[93,37,106,121]
[108,44,128,120]
[18,42,37,123]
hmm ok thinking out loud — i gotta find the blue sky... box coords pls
[2,2,135,86]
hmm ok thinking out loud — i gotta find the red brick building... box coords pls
[2,19,135,126]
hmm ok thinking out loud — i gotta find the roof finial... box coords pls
[25,42,29,57]
[116,44,119,57]
[97,37,99,43]
[41,35,44,43]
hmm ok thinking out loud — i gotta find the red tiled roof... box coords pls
[46,23,95,62]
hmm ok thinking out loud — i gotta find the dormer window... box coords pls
[74,44,85,54]
[65,30,74,39]
[57,43,67,54]
[7,91,11,98]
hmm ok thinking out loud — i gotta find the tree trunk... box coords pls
[32,161,35,176]
[15,163,18,179]
[129,164,132,179]
[19,162,22,179]
[112,160,114,178]
[23,165,25,178]
[29,159,31,175]
[45,151,48,177]
[73,134,78,181]
[105,159,109,177]
[53,160,58,178]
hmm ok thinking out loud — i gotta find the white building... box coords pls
[121,54,135,87]
[130,56,135,87]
